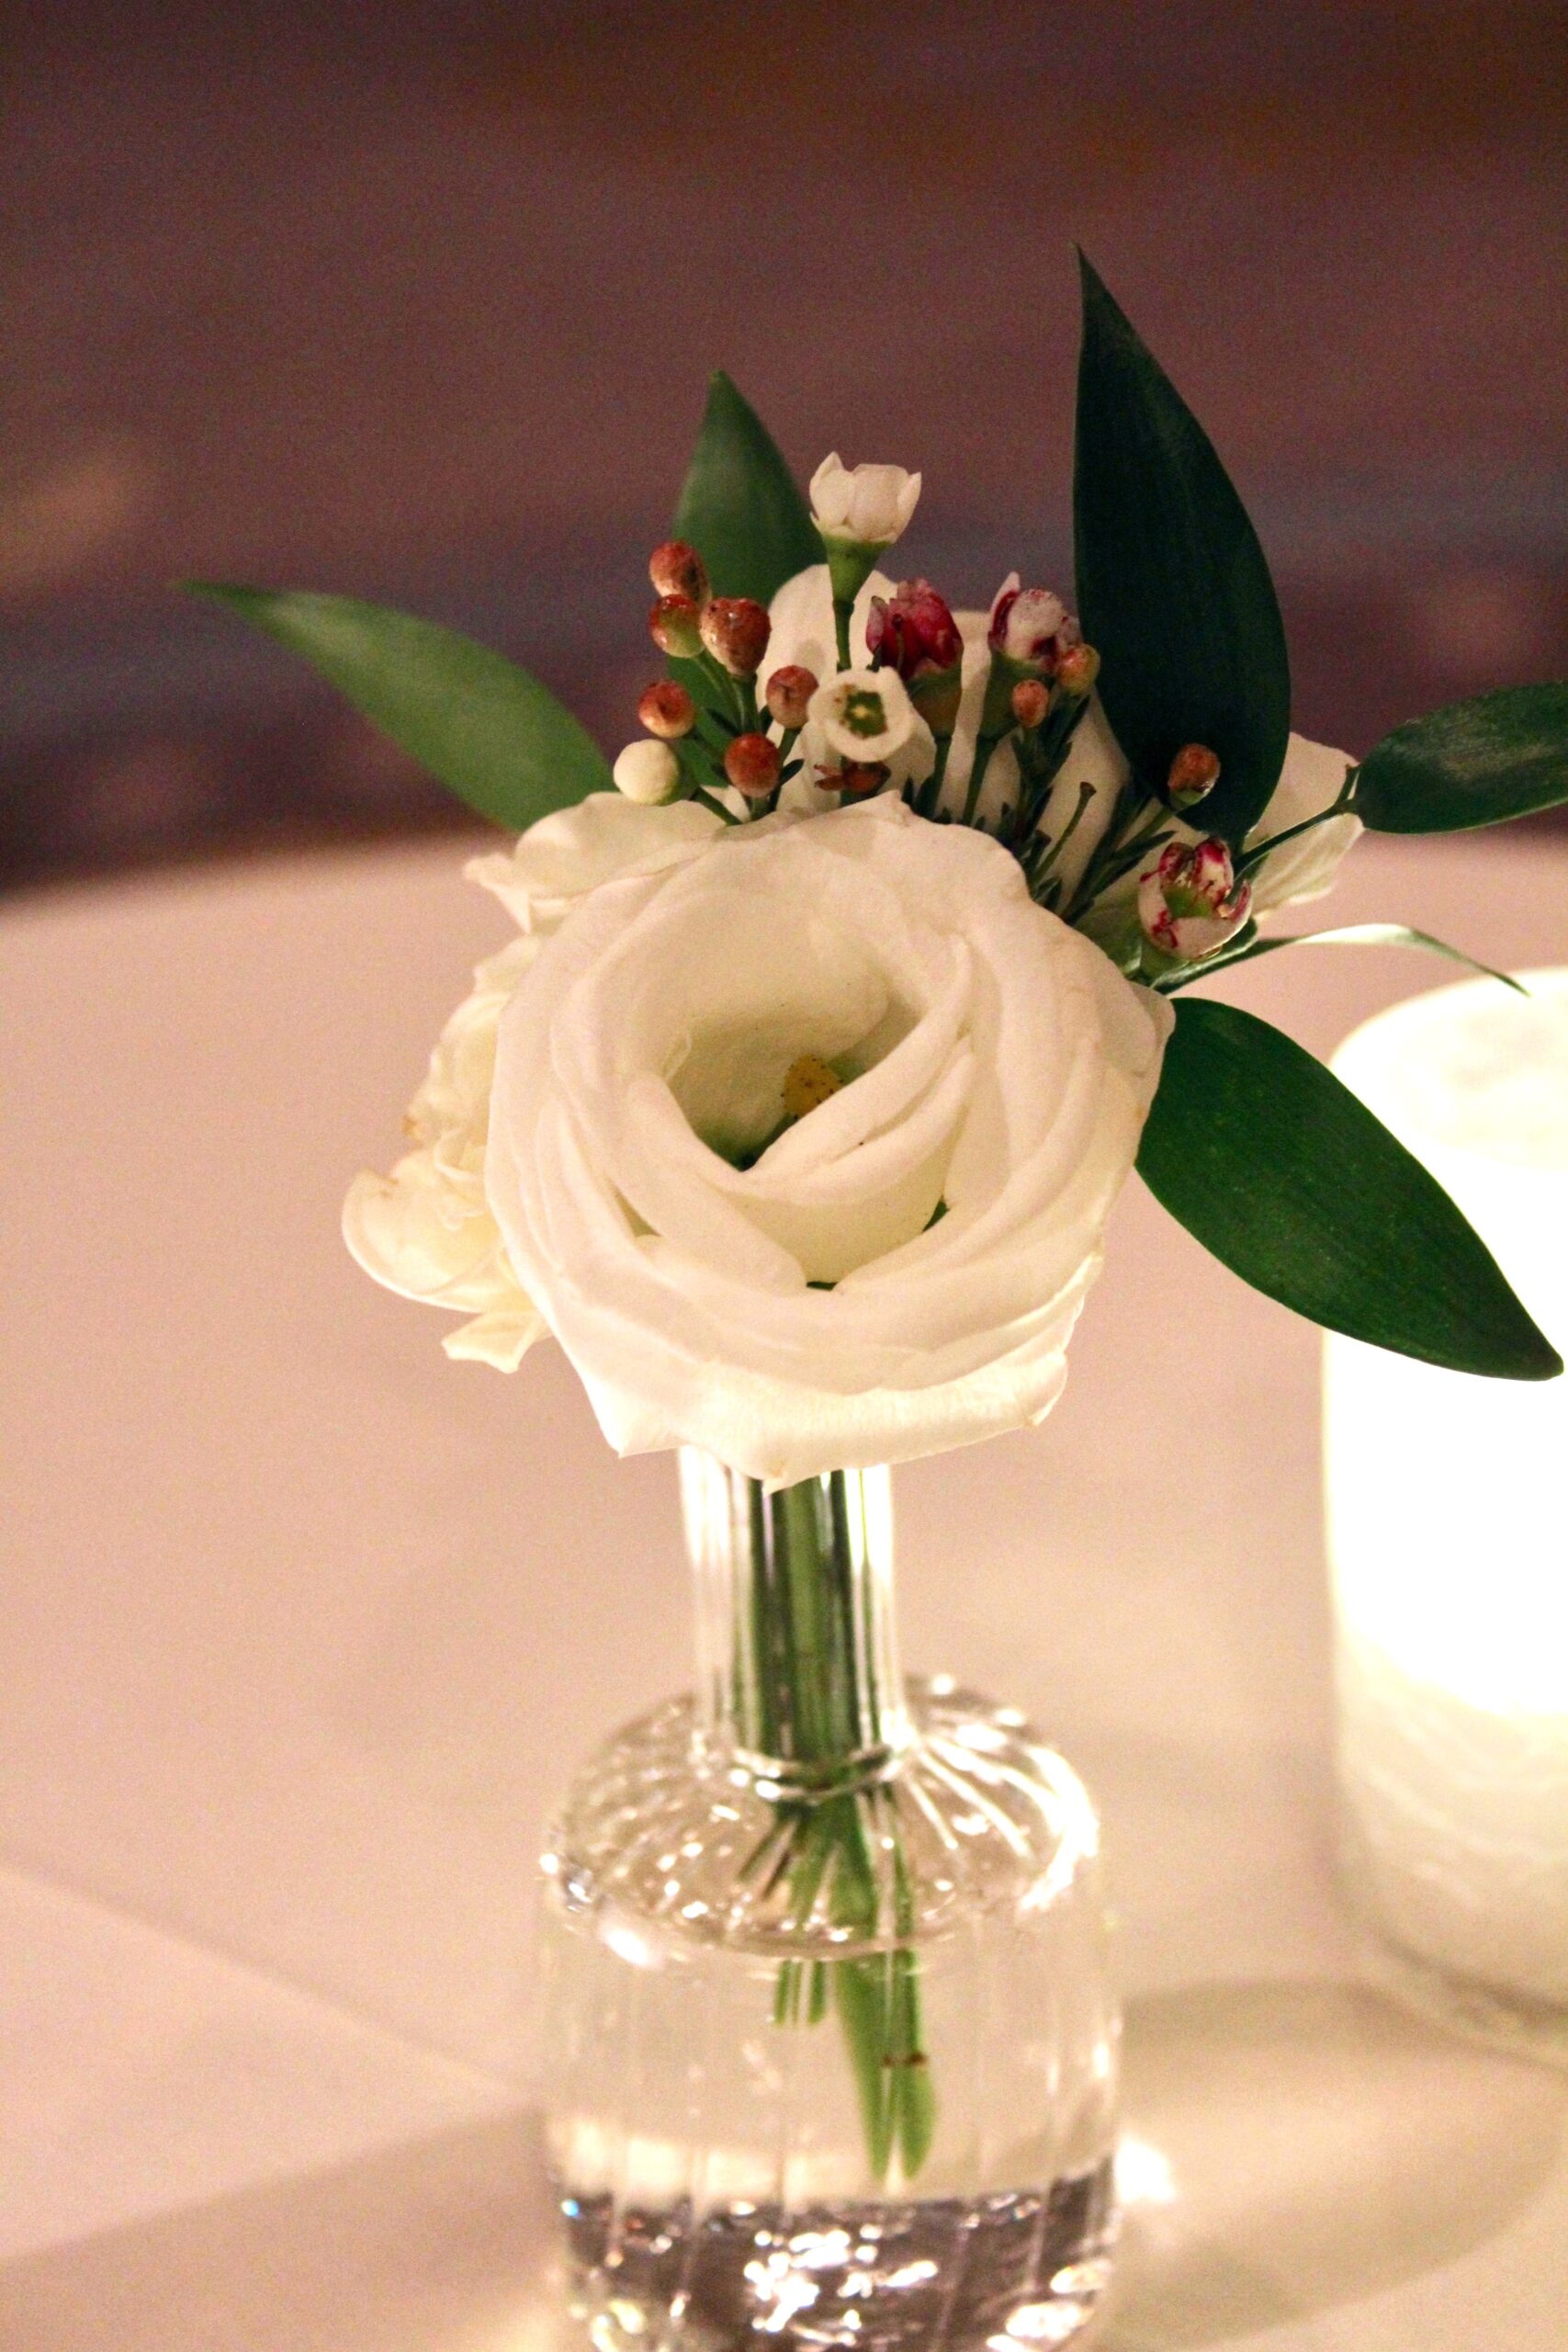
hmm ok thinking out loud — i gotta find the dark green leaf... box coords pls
[1137,999,1561,1379]
[1073,254,1291,845]
[188,585,610,831]
[672,370,822,605]
[1355,683,1568,832]
[1164,922,1523,994]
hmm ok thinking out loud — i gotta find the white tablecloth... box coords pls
[4,826,1565,2349]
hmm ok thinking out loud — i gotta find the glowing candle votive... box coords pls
[1325,969,1568,2063]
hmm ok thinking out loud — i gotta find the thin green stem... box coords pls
[1233,770,1359,880]
[833,597,853,673]
[962,731,1004,828]
[692,786,740,826]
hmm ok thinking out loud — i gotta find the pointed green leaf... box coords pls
[1137,999,1561,1379]
[188,585,611,831]
[672,370,822,605]
[1355,683,1568,832]
[1164,922,1523,994]
[1073,255,1291,844]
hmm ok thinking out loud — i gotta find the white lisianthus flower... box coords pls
[809,455,921,549]
[344,937,544,1370]
[483,795,1171,1485]
[345,795,722,1366]
[467,791,721,930]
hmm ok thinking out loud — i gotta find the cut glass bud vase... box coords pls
[539,1453,1120,2350]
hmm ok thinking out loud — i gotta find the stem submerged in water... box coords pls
[728,1469,934,2187]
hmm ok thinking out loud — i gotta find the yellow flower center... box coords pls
[782,1055,844,1121]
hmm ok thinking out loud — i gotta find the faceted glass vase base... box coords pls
[563,2162,1116,2352]
[541,1675,1120,2352]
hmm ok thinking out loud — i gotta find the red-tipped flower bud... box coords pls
[1010,677,1051,730]
[987,574,1084,674]
[637,680,697,740]
[1053,641,1100,700]
[649,538,710,604]
[1166,741,1221,810]
[649,594,704,660]
[866,579,964,679]
[724,731,782,798]
[764,664,818,729]
[867,577,965,736]
[1138,837,1251,967]
[834,761,890,799]
[700,596,771,677]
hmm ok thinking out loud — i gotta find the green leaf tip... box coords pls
[672,372,822,607]
[1356,682,1568,834]
[195,583,610,833]
[1074,258,1291,846]
[1138,999,1562,1381]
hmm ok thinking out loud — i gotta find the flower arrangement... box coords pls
[194,263,1566,2243]
[197,256,1565,1480]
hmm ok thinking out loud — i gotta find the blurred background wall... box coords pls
[5,0,1565,893]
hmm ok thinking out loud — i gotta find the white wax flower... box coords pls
[484,795,1171,1485]
[808,666,919,765]
[809,455,921,548]
[767,565,935,808]
[344,796,721,1366]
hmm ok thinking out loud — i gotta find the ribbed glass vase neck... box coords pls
[679,1450,908,1782]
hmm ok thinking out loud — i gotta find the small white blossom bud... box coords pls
[808,456,921,549]
[613,737,682,805]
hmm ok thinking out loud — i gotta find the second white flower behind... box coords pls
[485,795,1171,1484]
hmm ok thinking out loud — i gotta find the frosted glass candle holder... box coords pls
[1325,969,1568,2064]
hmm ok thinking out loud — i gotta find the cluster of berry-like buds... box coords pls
[614,539,820,814]
[1136,837,1251,970]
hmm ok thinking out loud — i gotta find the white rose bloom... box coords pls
[809,455,921,548]
[346,795,721,1367]
[484,795,1171,1485]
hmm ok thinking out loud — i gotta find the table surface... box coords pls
[4,824,1566,2351]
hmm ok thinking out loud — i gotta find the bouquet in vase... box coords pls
[199,257,1565,2351]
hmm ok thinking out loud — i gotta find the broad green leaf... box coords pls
[1163,922,1522,994]
[1136,999,1561,1379]
[1073,255,1291,845]
[672,370,822,604]
[189,585,610,831]
[1355,683,1568,832]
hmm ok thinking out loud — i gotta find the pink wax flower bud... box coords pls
[866,580,963,679]
[1010,677,1051,730]
[1166,742,1221,809]
[1137,838,1252,967]
[834,761,891,799]
[724,732,782,798]
[637,680,697,740]
[649,539,710,605]
[1053,641,1100,699]
[987,574,1082,672]
[700,595,772,677]
[867,578,964,737]
[649,594,705,660]
[764,664,818,729]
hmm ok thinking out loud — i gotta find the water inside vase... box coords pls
[538,1678,1119,2352]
